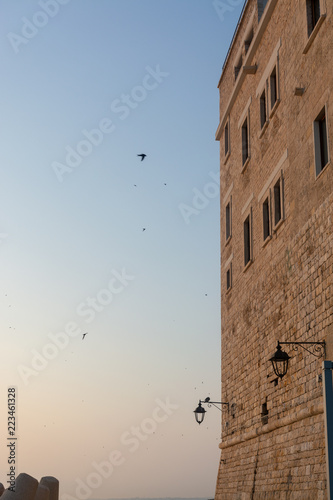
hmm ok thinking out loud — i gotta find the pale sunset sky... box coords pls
[0,1,244,499]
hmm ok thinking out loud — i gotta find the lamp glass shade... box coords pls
[270,343,291,379]
[194,402,206,424]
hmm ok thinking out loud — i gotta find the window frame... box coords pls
[258,0,269,22]
[304,0,326,53]
[314,105,330,177]
[262,195,271,243]
[244,26,254,55]
[260,86,268,130]
[226,262,232,292]
[258,166,285,244]
[238,97,251,171]
[256,40,281,135]
[241,115,250,169]
[306,0,321,36]
[234,53,243,81]
[268,62,280,117]
[224,116,230,160]
[225,196,232,244]
[243,210,253,269]
[273,175,284,229]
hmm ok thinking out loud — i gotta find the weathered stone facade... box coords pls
[215,0,333,498]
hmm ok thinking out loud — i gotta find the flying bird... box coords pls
[82,333,88,340]
[137,154,147,161]
[142,228,146,232]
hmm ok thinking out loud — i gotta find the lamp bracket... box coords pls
[279,341,326,358]
[200,398,229,412]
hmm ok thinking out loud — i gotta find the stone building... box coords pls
[215,0,333,498]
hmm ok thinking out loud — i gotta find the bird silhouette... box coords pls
[142,228,146,232]
[82,333,88,340]
[137,154,146,161]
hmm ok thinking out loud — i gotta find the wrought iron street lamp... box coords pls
[194,401,206,424]
[270,340,326,379]
[270,342,291,379]
[194,397,229,424]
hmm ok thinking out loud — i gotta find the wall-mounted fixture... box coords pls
[193,397,229,424]
[270,340,326,379]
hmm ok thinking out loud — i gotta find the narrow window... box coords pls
[258,0,269,21]
[263,197,270,241]
[260,90,267,129]
[261,402,269,425]
[234,55,242,81]
[225,121,229,156]
[226,264,232,291]
[270,67,277,109]
[244,28,253,54]
[314,107,329,176]
[242,117,249,166]
[273,178,282,226]
[244,215,251,266]
[307,0,321,35]
[226,200,231,241]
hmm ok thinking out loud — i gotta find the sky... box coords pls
[0,1,245,499]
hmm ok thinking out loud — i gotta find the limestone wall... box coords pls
[216,0,333,497]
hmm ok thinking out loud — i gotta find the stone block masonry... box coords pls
[215,0,333,497]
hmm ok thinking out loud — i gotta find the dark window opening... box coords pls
[260,90,267,129]
[225,121,229,156]
[258,0,269,22]
[226,201,231,241]
[314,107,329,176]
[226,265,232,291]
[244,215,251,266]
[234,56,242,81]
[307,0,321,35]
[261,402,269,425]
[242,118,249,165]
[274,179,282,226]
[263,197,270,241]
[244,28,253,54]
[270,67,277,109]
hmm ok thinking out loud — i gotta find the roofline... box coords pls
[215,0,279,140]
[217,0,249,89]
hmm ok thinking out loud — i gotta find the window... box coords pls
[273,178,283,226]
[307,0,320,35]
[258,0,269,22]
[243,214,252,266]
[263,197,271,241]
[260,89,267,129]
[244,27,253,54]
[226,199,232,241]
[314,107,329,176]
[261,401,269,425]
[242,117,249,166]
[234,55,242,81]
[239,99,251,168]
[270,66,277,110]
[256,41,281,118]
[224,121,229,157]
[226,264,232,291]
